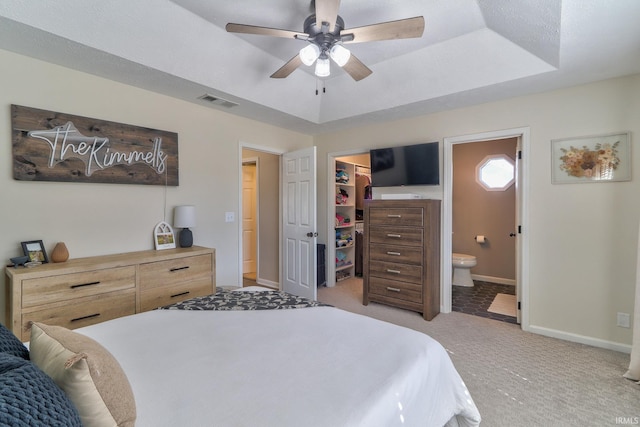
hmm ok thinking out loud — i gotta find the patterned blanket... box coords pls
[159,289,330,311]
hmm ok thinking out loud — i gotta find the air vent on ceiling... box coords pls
[198,93,238,108]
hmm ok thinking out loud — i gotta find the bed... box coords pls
[2,288,481,427]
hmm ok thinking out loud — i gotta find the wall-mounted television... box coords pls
[370,142,440,187]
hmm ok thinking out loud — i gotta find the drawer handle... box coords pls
[386,234,402,238]
[70,281,100,289]
[170,291,190,298]
[170,266,190,272]
[386,287,401,293]
[386,251,401,256]
[386,269,401,274]
[387,214,402,218]
[70,313,100,322]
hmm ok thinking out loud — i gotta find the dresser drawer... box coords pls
[369,227,423,247]
[22,266,136,308]
[368,260,423,284]
[139,254,212,290]
[369,244,423,265]
[369,207,424,227]
[20,289,136,341]
[140,278,213,312]
[369,277,422,304]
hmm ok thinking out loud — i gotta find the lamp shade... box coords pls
[299,44,320,66]
[315,56,330,77]
[174,205,196,228]
[329,45,350,67]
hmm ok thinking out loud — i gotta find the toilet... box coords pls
[452,253,477,287]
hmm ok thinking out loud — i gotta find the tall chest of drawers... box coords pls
[5,246,215,341]
[363,199,441,320]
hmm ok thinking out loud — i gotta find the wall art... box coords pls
[11,104,179,185]
[551,132,631,184]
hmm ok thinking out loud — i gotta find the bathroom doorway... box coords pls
[444,128,529,329]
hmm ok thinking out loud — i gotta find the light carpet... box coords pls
[318,278,639,426]
[488,293,517,317]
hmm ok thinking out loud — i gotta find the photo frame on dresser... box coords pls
[154,221,176,250]
[21,240,48,263]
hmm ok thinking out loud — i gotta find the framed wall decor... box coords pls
[21,240,48,263]
[551,132,631,184]
[154,221,176,250]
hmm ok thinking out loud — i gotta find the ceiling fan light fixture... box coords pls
[329,45,351,67]
[315,57,331,77]
[299,44,321,66]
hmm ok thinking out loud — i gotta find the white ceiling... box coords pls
[1,0,639,135]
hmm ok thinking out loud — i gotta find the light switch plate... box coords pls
[225,212,234,222]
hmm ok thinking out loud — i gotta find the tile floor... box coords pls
[451,280,518,324]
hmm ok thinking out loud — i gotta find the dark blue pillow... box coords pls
[0,353,82,426]
[0,322,29,360]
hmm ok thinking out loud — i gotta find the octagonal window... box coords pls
[475,155,515,191]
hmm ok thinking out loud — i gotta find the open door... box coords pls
[282,147,317,300]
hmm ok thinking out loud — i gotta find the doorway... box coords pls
[443,127,530,329]
[239,146,282,290]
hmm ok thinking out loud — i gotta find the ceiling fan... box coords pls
[226,0,425,81]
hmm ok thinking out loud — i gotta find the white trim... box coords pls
[528,325,632,354]
[443,127,530,332]
[471,274,515,286]
[255,278,279,289]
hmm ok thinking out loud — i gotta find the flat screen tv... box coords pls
[370,142,440,187]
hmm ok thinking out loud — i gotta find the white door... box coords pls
[515,140,522,324]
[242,162,257,277]
[282,147,317,300]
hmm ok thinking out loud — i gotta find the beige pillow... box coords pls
[29,322,136,427]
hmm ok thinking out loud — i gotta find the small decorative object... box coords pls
[154,221,176,250]
[552,132,631,184]
[51,242,69,263]
[9,255,29,267]
[21,240,48,263]
[173,205,196,248]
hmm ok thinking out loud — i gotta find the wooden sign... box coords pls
[11,105,179,185]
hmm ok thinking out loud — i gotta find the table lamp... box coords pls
[173,205,195,248]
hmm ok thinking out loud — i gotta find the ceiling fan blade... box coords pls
[271,55,304,79]
[342,54,372,81]
[226,23,306,39]
[315,0,341,31]
[343,16,425,44]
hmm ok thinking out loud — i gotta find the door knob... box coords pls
[306,232,318,237]
[509,233,516,237]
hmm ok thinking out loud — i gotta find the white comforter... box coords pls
[77,306,480,427]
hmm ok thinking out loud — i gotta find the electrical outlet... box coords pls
[225,212,235,223]
[616,312,630,328]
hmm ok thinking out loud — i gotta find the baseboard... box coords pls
[256,277,279,290]
[528,325,632,354]
[471,274,515,286]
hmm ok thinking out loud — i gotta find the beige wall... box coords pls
[452,138,517,282]
[242,149,280,285]
[0,49,312,322]
[315,73,640,349]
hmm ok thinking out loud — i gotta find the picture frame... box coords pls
[154,221,176,250]
[21,240,48,263]
[551,132,631,184]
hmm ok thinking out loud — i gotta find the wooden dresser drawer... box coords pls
[369,260,422,284]
[140,278,213,312]
[369,227,423,247]
[369,277,422,304]
[20,289,135,341]
[22,266,136,308]
[369,207,424,227]
[139,254,212,290]
[369,244,423,265]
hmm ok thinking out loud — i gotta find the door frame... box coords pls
[327,148,370,287]
[238,142,286,289]
[443,127,530,331]
[241,157,259,280]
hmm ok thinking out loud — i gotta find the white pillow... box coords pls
[29,322,136,427]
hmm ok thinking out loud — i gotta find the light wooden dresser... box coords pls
[5,246,215,341]
[363,199,440,320]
